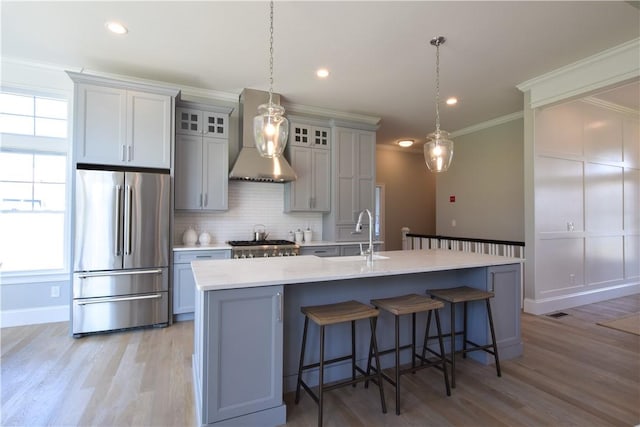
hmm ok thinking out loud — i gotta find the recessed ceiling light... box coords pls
[397,139,414,148]
[316,68,330,78]
[446,97,458,105]
[105,21,128,35]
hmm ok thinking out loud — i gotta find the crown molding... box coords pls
[284,102,381,127]
[581,96,639,117]
[450,111,523,138]
[517,38,640,109]
[2,56,239,103]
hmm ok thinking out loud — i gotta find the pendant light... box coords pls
[254,0,289,158]
[424,36,454,173]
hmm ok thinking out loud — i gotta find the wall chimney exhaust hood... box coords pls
[229,88,297,183]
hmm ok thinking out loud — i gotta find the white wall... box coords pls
[436,118,525,242]
[519,38,640,314]
[528,97,639,313]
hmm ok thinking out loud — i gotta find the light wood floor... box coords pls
[2,295,639,426]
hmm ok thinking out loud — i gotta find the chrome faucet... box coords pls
[354,209,374,262]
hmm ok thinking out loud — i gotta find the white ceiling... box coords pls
[2,1,639,147]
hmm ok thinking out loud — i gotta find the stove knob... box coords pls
[263,253,269,257]
[279,252,284,256]
[241,253,246,259]
[248,253,254,258]
[234,254,240,259]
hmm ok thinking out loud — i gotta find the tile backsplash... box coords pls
[174,181,323,244]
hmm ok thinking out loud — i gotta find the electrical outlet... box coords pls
[569,274,576,285]
[50,285,60,298]
[451,219,457,227]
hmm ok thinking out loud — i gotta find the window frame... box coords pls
[0,87,72,281]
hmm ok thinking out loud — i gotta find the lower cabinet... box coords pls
[487,264,522,359]
[300,243,383,257]
[172,250,230,316]
[299,245,340,257]
[340,243,383,256]
[195,285,286,426]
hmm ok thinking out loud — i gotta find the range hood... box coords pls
[229,88,297,183]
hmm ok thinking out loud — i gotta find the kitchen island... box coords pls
[191,249,523,426]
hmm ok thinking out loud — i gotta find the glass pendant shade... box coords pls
[424,130,454,173]
[254,103,289,158]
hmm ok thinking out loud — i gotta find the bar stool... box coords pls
[423,286,501,388]
[366,293,450,415]
[295,300,387,427]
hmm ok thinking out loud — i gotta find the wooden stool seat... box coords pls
[302,300,380,325]
[371,293,444,316]
[424,286,501,388]
[296,300,387,426]
[367,294,450,415]
[428,286,495,303]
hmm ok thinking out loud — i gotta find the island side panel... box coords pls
[195,286,286,426]
[282,266,523,393]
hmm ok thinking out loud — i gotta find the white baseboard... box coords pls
[524,281,640,315]
[1,305,69,328]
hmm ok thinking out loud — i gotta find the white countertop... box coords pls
[192,249,523,292]
[173,244,231,251]
[174,240,383,251]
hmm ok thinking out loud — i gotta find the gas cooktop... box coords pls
[227,240,296,247]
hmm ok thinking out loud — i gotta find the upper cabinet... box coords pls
[175,104,232,211]
[323,124,376,241]
[176,107,228,139]
[67,71,179,169]
[284,121,331,212]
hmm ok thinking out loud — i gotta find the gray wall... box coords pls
[376,147,436,250]
[436,119,525,242]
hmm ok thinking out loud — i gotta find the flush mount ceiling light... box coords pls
[424,36,454,173]
[105,21,128,35]
[254,0,289,158]
[397,139,414,148]
[446,97,458,105]
[316,68,330,78]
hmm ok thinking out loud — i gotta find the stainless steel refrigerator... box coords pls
[72,168,170,336]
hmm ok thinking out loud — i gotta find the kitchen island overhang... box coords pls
[191,250,523,426]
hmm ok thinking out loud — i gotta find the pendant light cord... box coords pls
[268,0,274,106]
[434,41,441,134]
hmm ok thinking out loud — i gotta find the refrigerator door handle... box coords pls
[124,185,133,255]
[76,269,164,279]
[76,293,163,305]
[115,185,123,256]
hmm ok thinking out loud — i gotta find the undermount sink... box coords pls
[326,254,390,262]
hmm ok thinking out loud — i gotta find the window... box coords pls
[0,91,69,274]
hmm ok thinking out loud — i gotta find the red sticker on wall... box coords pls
[449,195,456,203]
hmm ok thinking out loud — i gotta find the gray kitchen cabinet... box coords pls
[176,107,228,138]
[194,285,285,426]
[68,72,177,169]
[487,263,522,360]
[300,245,340,257]
[340,243,382,256]
[175,104,232,211]
[173,250,230,317]
[322,125,376,241]
[284,123,331,212]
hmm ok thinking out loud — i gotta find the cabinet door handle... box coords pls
[276,292,283,322]
[121,144,126,161]
[204,193,208,207]
[127,145,132,162]
[199,193,203,208]
[195,255,213,259]
[490,271,495,292]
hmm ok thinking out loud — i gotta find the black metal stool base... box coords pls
[423,296,501,388]
[295,315,387,427]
